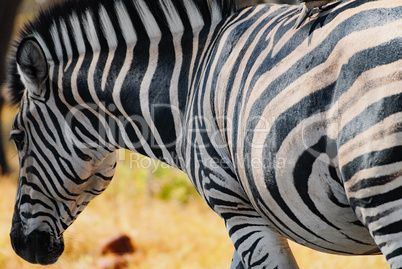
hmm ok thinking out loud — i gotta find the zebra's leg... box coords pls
[342,152,402,268]
[224,210,299,269]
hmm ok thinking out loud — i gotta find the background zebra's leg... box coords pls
[230,250,244,269]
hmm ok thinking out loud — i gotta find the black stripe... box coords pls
[342,145,402,183]
[250,252,269,268]
[364,208,396,224]
[20,195,53,211]
[348,172,402,193]
[228,223,267,237]
[386,247,402,261]
[339,92,402,148]
[21,211,59,224]
[373,219,402,236]
[73,145,92,162]
[247,237,265,266]
[149,29,176,157]
[327,188,350,208]
[349,184,402,209]
[234,230,260,249]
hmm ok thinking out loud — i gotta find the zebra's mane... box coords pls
[8,0,237,106]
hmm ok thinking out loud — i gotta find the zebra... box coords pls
[7,0,402,267]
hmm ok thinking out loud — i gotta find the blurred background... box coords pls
[0,0,389,268]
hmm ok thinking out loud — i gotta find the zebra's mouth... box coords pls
[10,211,64,265]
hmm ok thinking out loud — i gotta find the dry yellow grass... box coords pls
[0,105,389,268]
[0,162,234,269]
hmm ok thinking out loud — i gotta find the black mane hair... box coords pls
[8,0,237,106]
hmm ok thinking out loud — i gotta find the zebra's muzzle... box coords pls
[10,229,64,265]
[10,212,64,265]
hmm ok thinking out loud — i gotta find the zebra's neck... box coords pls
[19,0,235,169]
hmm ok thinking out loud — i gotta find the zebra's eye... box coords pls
[10,130,25,151]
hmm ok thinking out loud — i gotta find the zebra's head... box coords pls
[9,37,117,265]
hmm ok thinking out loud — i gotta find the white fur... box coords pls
[182,0,204,30]
[50,22,63,59]
[210,0,223,23]
[133,0,161,38]
[99,4,118,49]
[59,19,72,58]
[60,19,73,69]
[17,64,38,95]
[69,12,86,55]
[115,1,138,46]
[82,10,101,52]
[159,0,184,34]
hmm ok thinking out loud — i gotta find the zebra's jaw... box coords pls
[10,207,64,265]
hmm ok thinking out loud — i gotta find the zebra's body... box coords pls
[8,0,402,268]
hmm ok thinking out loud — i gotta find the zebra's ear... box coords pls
[16,38,48,95]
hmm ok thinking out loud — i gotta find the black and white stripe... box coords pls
[8,0,402,268]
